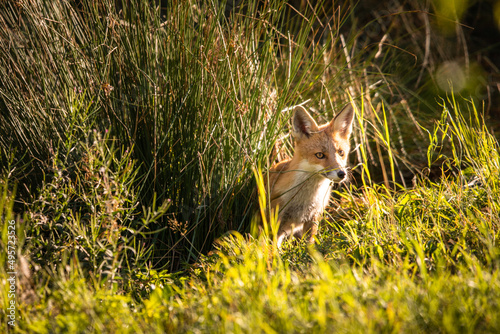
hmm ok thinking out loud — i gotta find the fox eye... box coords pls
[338,149,344,157]
[315,152,325,159]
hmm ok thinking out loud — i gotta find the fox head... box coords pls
[291,104,355,182]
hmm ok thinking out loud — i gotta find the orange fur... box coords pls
[266,104,355,247]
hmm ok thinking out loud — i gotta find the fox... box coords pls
[266,103,355,247]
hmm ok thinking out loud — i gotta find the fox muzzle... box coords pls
[323,168,347,182]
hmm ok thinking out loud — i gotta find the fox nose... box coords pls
[337,170,346,179]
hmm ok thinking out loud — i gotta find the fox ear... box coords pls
[330,103,355,139]
[292,106,319,139]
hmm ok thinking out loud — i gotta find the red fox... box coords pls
[267,103,355,247]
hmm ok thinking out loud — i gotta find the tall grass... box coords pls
[0,0,400,269]
[1,0,499,332]
[4,98,499,332]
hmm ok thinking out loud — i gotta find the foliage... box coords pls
[0,0,499,332]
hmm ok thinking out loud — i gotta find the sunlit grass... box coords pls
[0,0,499,332]
[1,97,499,333]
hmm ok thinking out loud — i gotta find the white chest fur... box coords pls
[278,171,332,224]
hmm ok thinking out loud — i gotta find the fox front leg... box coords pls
[301,220,318,244]
[277,221,303,247]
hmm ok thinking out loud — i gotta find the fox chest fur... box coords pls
[266,104,355,247]
[270,157,333,226]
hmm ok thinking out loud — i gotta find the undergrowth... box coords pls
[1,0,500,332]
[2,96,499,333]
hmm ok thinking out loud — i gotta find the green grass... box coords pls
[1,0,499,332]
[3,97,500,333]
[5,104,500,331]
